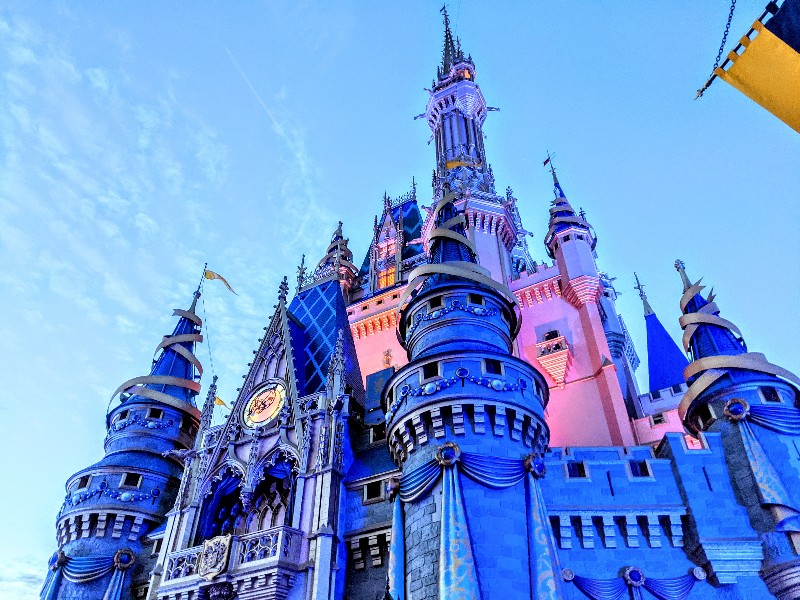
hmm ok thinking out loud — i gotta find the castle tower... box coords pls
[384,186,558,599]
[538,168,635,446]
[42,291,203,600]
[304,221,359,300]
[422,8,523,284]
[634,272,688,415]
[674,260,800,598]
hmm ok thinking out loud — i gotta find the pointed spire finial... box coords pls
[634,272,655,316]
[674,259,692,292]
[440,4,457,74]
[278,276,289,303]
[544,151,565,198]
[296,254,306,293]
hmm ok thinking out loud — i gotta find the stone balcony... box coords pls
[159,526,305,599]
[535,336,573,388]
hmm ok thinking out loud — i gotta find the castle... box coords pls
[42,10,800,600]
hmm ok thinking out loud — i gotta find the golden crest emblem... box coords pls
[198,534,232,581]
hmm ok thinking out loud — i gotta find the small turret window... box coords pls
[364,480,384,503]
[483,359,503,376]
[76,475,91,490]
[760,387,782,403]
[114,410,129,423]
[566,461,587,479]
[563,235,571,242]
[429,296,443,309]
[421,362,440,382]
[629,460,651,478]
[120,473,143,489]
[147,408,164,420]
[468,293,484,306]
[651,413,666,426]
[543,330,560,341]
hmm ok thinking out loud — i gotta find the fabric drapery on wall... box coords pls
[571,574,628,600]
[748,403,800,435]
[389,449,561,599]
[40,553,130,600]
[644,573,697,600]
[439,464,481,599]
[62,555,115,582]
[387,497,405,600]
[569,571,701,600]
[739,419,792,507]
[716,0,800,132]
[526,473,562,599]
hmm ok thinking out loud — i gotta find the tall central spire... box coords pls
[440,5,461,77]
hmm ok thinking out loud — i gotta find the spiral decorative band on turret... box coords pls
[109,308,203,416]
[399,191,518,309]
[677,282,800,423]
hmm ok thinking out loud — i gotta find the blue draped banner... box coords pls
[644,573,697,600]
[566,567,705,600]
[439,464,481,599]
[571,574,628,600]
[526,473,562,600]
[387,497,405,600]
[40,550,134,600]
[748,404,800,435]
[389,446,560,600]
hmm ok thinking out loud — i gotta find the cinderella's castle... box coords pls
[42,10,800,600]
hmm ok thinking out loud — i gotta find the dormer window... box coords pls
[378,266,396,289]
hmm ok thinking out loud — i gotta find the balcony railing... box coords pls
[164,545,201,581]
[234,526,302,567]
[162,526,304,584]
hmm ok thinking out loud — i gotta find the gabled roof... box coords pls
[357,198,425,278]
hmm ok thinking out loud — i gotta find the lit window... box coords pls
[378,266,396,289]
[378,239,397,260]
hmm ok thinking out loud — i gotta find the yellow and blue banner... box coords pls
[716,0,800,132]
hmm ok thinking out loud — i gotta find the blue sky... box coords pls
[1,2,798,595]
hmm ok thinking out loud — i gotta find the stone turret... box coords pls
[46,291,203,600]
[383,186,553,599]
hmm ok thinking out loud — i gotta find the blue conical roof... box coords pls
[645,312,689,393]
[146,301,202,405]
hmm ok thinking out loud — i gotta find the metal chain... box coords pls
[713,0,737,72]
